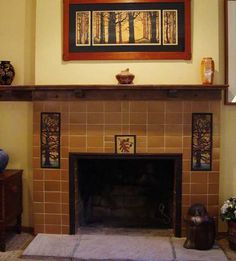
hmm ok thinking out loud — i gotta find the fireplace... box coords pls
[69,153,182,237]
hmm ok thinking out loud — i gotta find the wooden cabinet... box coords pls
[0,169,23,251]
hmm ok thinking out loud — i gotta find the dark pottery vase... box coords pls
[228,221,236,250]
[0,61,15,85]
[0,149,9,173]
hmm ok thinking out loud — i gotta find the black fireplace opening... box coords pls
[69,153,182,237]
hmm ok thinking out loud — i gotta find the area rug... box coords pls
[21,233,228,261]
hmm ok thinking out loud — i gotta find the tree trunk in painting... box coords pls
[149,12,157,43]
[128,12,135,43]
[143,12,148,40]
[195,150,202,168]
[164,12,171,44]
[108,12,117,44]
[100,12,105,44]
[118,13,123,44]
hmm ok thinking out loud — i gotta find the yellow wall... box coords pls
[0,0,36,227]
[1,0,236,231]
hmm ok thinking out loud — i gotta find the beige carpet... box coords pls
[21,233,228,261]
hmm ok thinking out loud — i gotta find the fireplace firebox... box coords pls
[69,153,182,237]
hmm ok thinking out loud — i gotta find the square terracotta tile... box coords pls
[33,203,44,213]
[45,192,61,203]
[165,125,183,136]
[208,172,219,184]
[33,169,44,180]
[33,181,44,191]
[105,113,122,125]
[191,172,208,183]
[45,170,61,180]
[87,113,104,124]
[148,136,164,147]
[69,102,86,112]
[130,125,147,136]
[87,101,104,112]
[69,112,86,124]
[130,113,147,125]
[105,101,122,112]
[45,181,60,192]
[45,225,62,234]
[166,113,183,125]
[166,102,183,113]
[45,214,62,225]
[192,102,209,112]
[191,183,208,194]
[34,214,45,224]
[147,124,164,136]
[87,125,104,135]
[208,184,219,194]
[45,203,61,214]
[33,191,44,202]
[70,124,86,135]
[130,101,147,112]
[190,195,208,205]
[208,195,219,205]
[165,136,182,148]
[87,136,103,147]
[69,136,86,147]
[147,101,165,112]
[34,224,45,234]
[105,125,122,135]
[148,113,165,125]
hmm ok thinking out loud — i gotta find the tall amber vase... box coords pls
[201,57,214,85]
[228,221,236,250]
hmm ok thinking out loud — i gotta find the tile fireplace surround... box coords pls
[32,91,221,236]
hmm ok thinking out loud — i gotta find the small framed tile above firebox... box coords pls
[115,135,136,154]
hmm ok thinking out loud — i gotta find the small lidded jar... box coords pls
[201,57,214,85]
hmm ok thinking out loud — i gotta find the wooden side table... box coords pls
[0,169,23,251]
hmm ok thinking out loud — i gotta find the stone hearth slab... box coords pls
[21,233,229,261]
[73,234,173,261]
[172,237,228,261]
[21,234,79,260]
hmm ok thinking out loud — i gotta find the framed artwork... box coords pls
[63,0,191,60]
[41,112,61,168]
[115,135,136,154]
[224,0,236,104]
[191,113,212,171]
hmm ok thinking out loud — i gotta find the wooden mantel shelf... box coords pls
[0,84,228,101]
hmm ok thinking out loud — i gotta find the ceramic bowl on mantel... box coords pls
[116,68,135,84]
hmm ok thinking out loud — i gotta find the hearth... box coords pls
[69,153,182,237]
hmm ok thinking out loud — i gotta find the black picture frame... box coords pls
[191,113,213,171]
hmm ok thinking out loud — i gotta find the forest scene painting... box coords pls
[191,113,212,171]
[41,113,60,168]
[92,10,161,45]
[75,9,178,46]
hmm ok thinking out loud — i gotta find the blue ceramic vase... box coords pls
[0,149,9,173]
